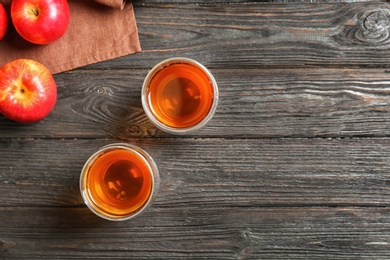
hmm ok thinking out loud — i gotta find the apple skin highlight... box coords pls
[11,0,70,44]
[0,4,8,40]
[0,59,57,123]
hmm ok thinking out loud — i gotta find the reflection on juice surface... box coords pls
[80,144,159,221]
[147,63,214,128]
[142,58,219,134]
[87,148,152,216]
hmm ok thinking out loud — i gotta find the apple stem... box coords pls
[31,8,39,17]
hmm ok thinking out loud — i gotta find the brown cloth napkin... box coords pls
[95,0,126,9]
[0,0,141,74]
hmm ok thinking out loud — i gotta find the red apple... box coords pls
[11,0,70,45]
[0,4,8,40]
[0,59,57,123]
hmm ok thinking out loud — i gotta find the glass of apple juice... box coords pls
[142,57,219,134]
[80,143,159,221]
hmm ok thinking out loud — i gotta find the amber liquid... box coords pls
[85,148,153,217]
[146,62,214,128]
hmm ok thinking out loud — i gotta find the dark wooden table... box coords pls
[2,0,390,259]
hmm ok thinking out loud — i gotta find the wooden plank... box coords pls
[0,138,389,207]
[85,2,390,69]
[1,206,390,259]
[1,68,390,138]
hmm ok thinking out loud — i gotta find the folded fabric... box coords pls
[95,0,126,9]
[0,0,141,74]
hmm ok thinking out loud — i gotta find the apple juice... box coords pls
[80,144,159,221]
[142,58,218,134]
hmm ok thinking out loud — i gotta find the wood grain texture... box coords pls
[0,138,390,258]
[0,138,389,208]
[1,207,390,259]
[1,68,390,138]
[85,2,390,69]
[1,1,390,259]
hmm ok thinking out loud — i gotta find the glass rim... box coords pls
[79,143,159,221]
[141,57,219,135]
